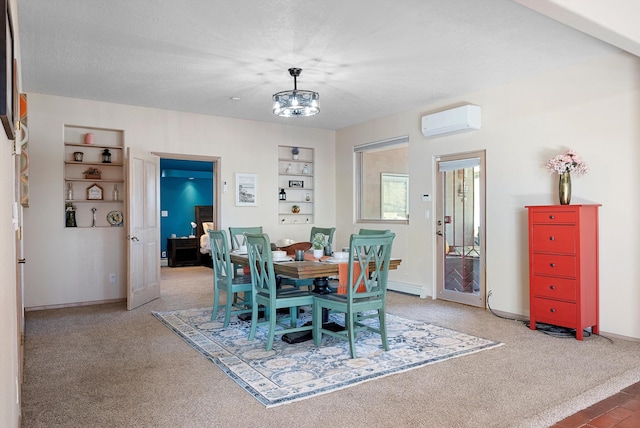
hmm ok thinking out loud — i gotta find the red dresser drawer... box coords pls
[532,297,576,326]
[532,254,576,277]
[531,276,577,301]
[532,211,576,224]
[532,225,576,254]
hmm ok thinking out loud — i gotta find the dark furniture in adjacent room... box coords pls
[167,237,200,267]
[195,205,214,268]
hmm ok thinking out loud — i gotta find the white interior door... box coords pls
[435,151,486,307]
[127,149,160,310]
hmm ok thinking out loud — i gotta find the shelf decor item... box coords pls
[546,149,589,205]
[73,151,83,161]
[291,205,300,213]
[84,133,94,144]
[292,147,299,160]
[66,182,74,200]
[87,183,103,200]
[107,210,123,227]
[83,167,101,180]
[65,202,77,227]
[101,148,112,163]
[112,184,119,201]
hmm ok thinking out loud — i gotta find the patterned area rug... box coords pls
[152,307,502,407]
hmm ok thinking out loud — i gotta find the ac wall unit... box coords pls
[421,105,481,138]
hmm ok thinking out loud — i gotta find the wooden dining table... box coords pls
[229,252,402,294]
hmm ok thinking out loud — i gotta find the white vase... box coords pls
[313,249,324,259]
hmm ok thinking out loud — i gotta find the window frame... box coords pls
[355,136,409,225]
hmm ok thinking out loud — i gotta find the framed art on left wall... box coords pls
[0,0,15,140]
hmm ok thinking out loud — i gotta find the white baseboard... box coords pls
[388,281,427,298]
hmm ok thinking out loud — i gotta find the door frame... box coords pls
[434,150,486,308]
[152,152,220,254]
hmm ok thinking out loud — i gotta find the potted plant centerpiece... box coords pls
[83,167,102,180]
[312,233,326,259]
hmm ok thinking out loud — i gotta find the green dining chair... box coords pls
[245,233,315,351]
[209,230,253,326]
[313,232,395,358]
[228,226,263,277]
[279,227,336,289]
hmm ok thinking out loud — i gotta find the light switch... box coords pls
[161,210,168,217]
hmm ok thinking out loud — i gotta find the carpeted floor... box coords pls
[20,266,640,428]
[153,306,502,407]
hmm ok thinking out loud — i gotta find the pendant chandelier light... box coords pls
[272,68,319,117]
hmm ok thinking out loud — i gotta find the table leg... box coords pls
[312,277,331,295]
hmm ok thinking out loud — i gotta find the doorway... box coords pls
[154,153,219,266]
[435,151,486,307]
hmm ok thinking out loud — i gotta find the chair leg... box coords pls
[223,292,233,327]
[211,287,220,321]
[346,309,357,358]
[249,303,260,341]
[379,309,389,351]
[313,300,322,346]
[266,303,277,351]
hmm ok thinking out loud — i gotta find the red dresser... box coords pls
[526,204,600,340]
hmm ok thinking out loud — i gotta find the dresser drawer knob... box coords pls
[549,236,555,241]
[550,308,556,313]
[549,215,555,219]
[549,285,555,290]
[550,263,556,267]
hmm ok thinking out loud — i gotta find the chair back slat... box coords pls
[346,233,395,300]
[209,229,232,280]
[245,233,276,295]
[358,228,390,235]
[229,227,263,250]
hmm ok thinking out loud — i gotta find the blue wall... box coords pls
[160,159,214,257]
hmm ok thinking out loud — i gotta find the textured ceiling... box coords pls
[17,0,619,130]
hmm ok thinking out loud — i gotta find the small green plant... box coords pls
[312,233,326,250]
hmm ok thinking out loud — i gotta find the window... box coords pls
[355,136,409,223]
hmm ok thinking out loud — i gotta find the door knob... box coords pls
[129,236,139,242]
[18,258,26,264]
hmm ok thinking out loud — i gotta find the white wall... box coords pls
[0,110,19,427]
[23,95,335,308]
[21,51,640,342]
[336,51,640,340]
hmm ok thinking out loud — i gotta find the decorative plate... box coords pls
[107,210,123,226]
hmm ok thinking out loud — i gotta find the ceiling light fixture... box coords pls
[272,68,319,117]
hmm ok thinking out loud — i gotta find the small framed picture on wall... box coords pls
[236,173,257,206]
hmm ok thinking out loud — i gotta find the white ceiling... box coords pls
[17,0,627,130]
